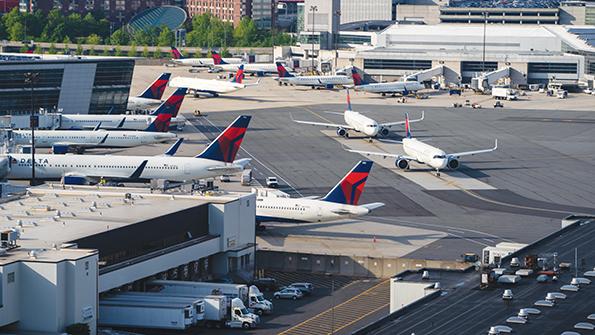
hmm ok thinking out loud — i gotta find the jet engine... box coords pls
[0,157,10,179]
[395,158,409,170]
[336,128,348,137]
[447,158,460,170]
[379,127,389,137]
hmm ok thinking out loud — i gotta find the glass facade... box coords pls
[364,59,432,70]
[0,59,134,115]
[461,61,498,72]
[338,34,372,45]
[528,62,577,74]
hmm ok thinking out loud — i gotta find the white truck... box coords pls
[492,87,518,101]
[98,300,195,330]
[149,280,273,316]
[101,293,205,325]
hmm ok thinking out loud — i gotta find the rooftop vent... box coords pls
[488,325,512,334]
[574,322,595,330]
[506,316,527,324]
[560,284,579,292]
[534,300,554,307]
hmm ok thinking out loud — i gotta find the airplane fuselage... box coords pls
[216,63,278,74]
[344,110,380,137]
[279,75,352,87]
[127,96,163,111]
[12,130,176,148]
[172,58,242,67]
[6,154,242,182]
[58,115,182,131]
[170,77,247,95]
[256,194,370,223]
[403,138,448,170]
[354,81,425,94]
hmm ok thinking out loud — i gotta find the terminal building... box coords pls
[0,185,256,334]
[0,54,135,115]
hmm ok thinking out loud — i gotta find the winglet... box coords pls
[164,138,184,156]
[494,139,498,150]
[322,160,373,206]
[405,113,412,139]
[129,160,149,179]
[117,117,126,129]
[346,89,353,111]
[196,115,251,163]
[98,134,109,145]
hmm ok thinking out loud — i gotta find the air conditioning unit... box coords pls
[1,229,19,249]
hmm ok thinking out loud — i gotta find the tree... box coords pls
[110,29,128,45]
[233,17,258,47]
[76,43,83,55]
[34,44,43,54]
[128,43,137,57]
[152,48,162,59]
[142,45,150,58]
[157,26,174,47]
[48,43,56,54]
[102,47,111,56]
[86,34,102,45]
[8,21,26,41]
[114,46,122,56]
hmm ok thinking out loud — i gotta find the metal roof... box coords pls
[127,6,187,33]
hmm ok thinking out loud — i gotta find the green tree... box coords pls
[157,26,174,47]
[88,46,96,55]
[41,9,66,42]
[152,48,162,59]
[34,44,43,54]
[110,29,128,45]
[233,17,258,47]
[114,45,122,56]
[8,21,26,41]
[102,47,111,56]
[128,43,137,57]
[76,43,83,55]
[86,33,102,45]
[48,43,56,54]
[142,45,150,58]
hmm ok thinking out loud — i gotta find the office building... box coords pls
[185,0,251,26]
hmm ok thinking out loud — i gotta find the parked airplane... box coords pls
[127,73,171,111]
[351,68,425,96]
[59,87,187,131]
[12,108,177,152]
[212,53,279,76]
[5,115,253,184]
[255,160,384,223]
[346,114,498,175]
[275,62,353,89]
[169,65,260,97]
[293,90,424,138]
[170,47,242,67]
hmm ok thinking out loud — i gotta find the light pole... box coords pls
[24,72,39,186]
[309,5,318,72]
[482,11,487,74]
[334,9,341,71]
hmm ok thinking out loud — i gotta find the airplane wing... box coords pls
[361,202,385,211]
[170,77,225,94]
[243,78,261,87]
[379,111,424,128]
[302,195,320,200]
[447,139,498,158]
[293,119,354,129]
[81,160,149,181]
[345,148,415,161]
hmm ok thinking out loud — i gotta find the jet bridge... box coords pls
[405,65,459,87]
[471,67,526,92]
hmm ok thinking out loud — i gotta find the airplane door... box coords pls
[184,163,191,175]
[317,207,323,222]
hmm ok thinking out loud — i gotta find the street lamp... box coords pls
[482,11,487,74]
[309,5,318,72]
[24,72,40,186]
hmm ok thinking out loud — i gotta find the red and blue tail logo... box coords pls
[211,50,228,65]
[351,68,366,86]
[170,47,184,59]
[276,62,293,78]
[231,65,245,83]
[405,113,412,138]
[322,161,373,205]
[346,89,353,111]
[139,73,171,99]
[145,112,172,132]
[197,115,252,163]
[150,87,187,118]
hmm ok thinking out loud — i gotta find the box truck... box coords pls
[98,300,194,330]
[492,87,518,101]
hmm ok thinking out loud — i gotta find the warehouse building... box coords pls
[0,185,256,334]
[0,54,135,116]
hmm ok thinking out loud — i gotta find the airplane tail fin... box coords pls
[346,89,353,111]
[322,160,373,206]
[405,113,412,138]
[351,68,368,86]
[196,115,252,163]
[276,62,293,78]
[211,50,228,65]
[150,87,187,118]
[138,72,171,99]
[230,65,245,83]
[145,102,173,132]
[170,47,184,59]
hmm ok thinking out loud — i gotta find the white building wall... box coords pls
[66,257,98,335]
[58,63,97,114]
[340,0,392,24]
[0,262,20,327]
[19,261,62,332]
[390,280,438,314]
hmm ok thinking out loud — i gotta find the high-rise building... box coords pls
[0,0,19,12]
[185,0,251,26]
[252,0,273,28]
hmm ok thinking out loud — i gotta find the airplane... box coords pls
[212,53,279,77]
[58,87,187,131]
[293,90,424,138]
[275,62,353,89]
[169,65,260,97]
[11,107,177,152]
[255,160,384,224]
[346,114,498,176]
[351,68,425,97]
[170,47,243,67]
[5,115,253,184]
[127,72,171,111]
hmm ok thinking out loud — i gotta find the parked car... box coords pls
[251,277,278,291]
[266,177,279,188]
[274,287,303,300]
[288,283,314,296]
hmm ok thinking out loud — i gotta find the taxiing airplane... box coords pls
[351,68,425,96]
[275,62,353,89]
[59,87,187,131]
[346,114,498,175]
[212,53,279,77]
[255,160,384,223]
[169,65,260,97]
[293,90,424,138]
[170,47,242,67]
[127,72,171,111]
[5,115,253,184]
[12,107,177,151]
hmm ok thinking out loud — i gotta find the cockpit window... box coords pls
[368,125,377,127]
[433,155,446,159]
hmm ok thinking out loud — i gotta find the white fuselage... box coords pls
[344,110,380,137]
[355,81,425,94]
[256,193,369,223]
[172,58,242,67]
[12,129,176,148]
[279,75,353,87]
[403,138,448,170]
[58,115,182,131]
[6,154,241,182]
[127,96,163,111]
[216,63,278,74]
[169,77,247,95]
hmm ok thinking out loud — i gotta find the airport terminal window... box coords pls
[528,62,577,74]
[0,91,60,115]
[89,87,129,114]
[589,62,595,75]
[0,69,64,90]
[461,61,498,73]
[364,59,432,71]
[93,60,134,86]
[338,35,371,45]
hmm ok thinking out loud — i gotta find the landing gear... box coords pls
[436,169,441,177]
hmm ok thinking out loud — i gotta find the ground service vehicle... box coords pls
[266,176,279,188]
[98,300,194,330]
[492,87,518,100]
[150,280,273,315]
